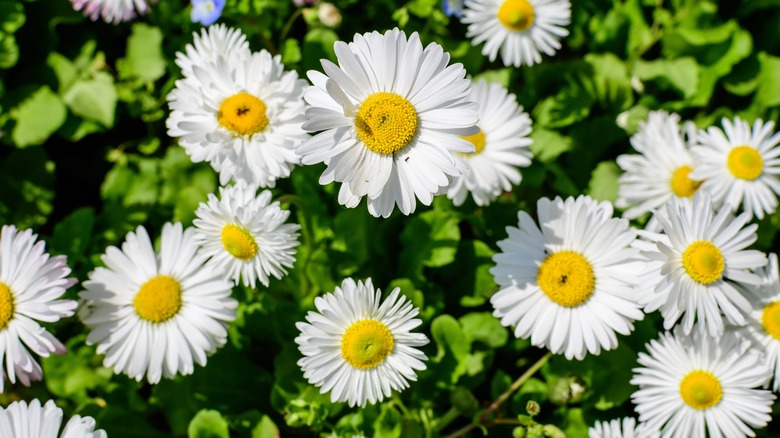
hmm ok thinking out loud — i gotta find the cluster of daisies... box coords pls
[489,111,780,437]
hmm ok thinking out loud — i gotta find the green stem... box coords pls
[433,407,461,433]
[444,352,553,438]
[276,194,314,298]
[279,8,304,47]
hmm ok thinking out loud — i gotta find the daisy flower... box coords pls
[631,329,775,437]
[0,225,77,392]
[734,252,780,392]
[462,0,571,67]
[638,193,766,337]
[297,28,479,218]
[589,417,658,438]
[490,195,645,360]
[167,33,308,187]
[295,278,429,407]
[174,24,250,79]
[691,116,780,220]
[0,399,106,438]
[70,0,152,23]
[616,111,702,220]
[193,183,301,288]
[447,79,533,206]
[80,223,237,383]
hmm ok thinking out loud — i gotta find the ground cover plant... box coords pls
[1,0,780,436]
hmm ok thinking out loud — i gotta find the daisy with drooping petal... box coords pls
[295,278,429,407]
[490,195,645,360]
[638,193,766,337]
[0,399,106,438]
[174,24,250,79]
[167,29,308,187]
[0,225,77,392]
[297,28,479,218]
[631,329,775,438]
[616,111,702,220]
[80,223,237,384]
[70,0,152,23]
[462,0,571,67]
[691,116,780,220]
[734,252,780,392]
[588,417,658,438]
[193,183,301,288]
[447,79,533,206]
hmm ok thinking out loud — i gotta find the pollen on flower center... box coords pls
[537,251,596,307]
[221,224,258,261]
[0,282,14,330]
[497,0,536,32]
[679,370,723,410]
[461,130,486,155]
[355,92,418,155]
[671,165,701,198]
[727,145,763,180]
[761,300,780,340]
[682,241,724,285]
[341,319,395,369]
[133,275,182,323]
[218,92,269,136]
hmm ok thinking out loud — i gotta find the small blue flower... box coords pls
[442,0,464,18]
[191,0,226,25]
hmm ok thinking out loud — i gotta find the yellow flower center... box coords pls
[727,145,763,181]
[537,251,596,307]
[679,370,723,410]
[682,241,724,285]
[218,92,269,136]
[461,130,486,155]
[497,0,535,32]
[221,224,258,261]
[670,165,701,198]
[340,319,395,369]
[761,300,780,340]
[354,92,418,155]
[0,283,14,330]
[133,275,182,323]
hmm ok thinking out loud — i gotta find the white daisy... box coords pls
[447,79,533,206]
[0,399,106,438]
[490,195,645,360]
[462,0,571,67]
[734,252,780,392]
[295,278,429,407]
[0,225,77,392]
[193,183,301,288]
[167,35,309,187]
[631,329,775,438]
[80,222,237,383]
[691,116,780,220]
[70,0,151,23]
[175,24,250,79]
[296,28,480,218]
[589,417,658,438]
[638,193,766,337]
[616,111,702,220]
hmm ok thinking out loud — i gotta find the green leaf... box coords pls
[11,86,66,147]
[62,71,117,127]
[0,30,17,68]
[754,53,780,108]
[281,38,301,65]
[587,161,621,202]
[49,207,95,261]
[529,128,572,163]
[474,68,512,87]
[117,23,165,82]
[430,315,471,384]
[533,83,592,128]
[252,415,279,438]
[459,312,508,348]
[188,410,230,438]
[400,210,460,277]
[47,52,78,92]
[407,0,437,17]
[0,2,23,34]
[633,57,701,100]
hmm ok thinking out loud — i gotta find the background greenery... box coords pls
[1,0,780,436]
